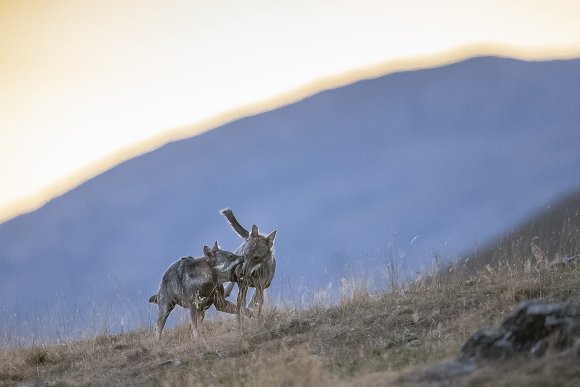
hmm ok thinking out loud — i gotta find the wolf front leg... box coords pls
[214,287,253,317]
[236,283,249,322]
[252,287,265,317]
[247,282,267,317]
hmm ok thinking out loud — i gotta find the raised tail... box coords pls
[220,208,249,239]
[148,294,158,304]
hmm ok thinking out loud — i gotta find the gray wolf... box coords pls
[149,242,246,340]
[220,208,277,317]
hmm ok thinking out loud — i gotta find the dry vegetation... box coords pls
[2,232,580,386]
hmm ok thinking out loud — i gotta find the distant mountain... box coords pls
[1,56,580,341]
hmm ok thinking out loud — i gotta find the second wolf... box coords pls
[220,208,277,317]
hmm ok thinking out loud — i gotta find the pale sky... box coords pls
[1,0,580,222]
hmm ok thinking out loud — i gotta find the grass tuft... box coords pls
[25,346,50,366]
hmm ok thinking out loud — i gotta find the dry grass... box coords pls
[1,242,580,386]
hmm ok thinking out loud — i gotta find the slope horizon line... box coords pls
[2,43,580,224]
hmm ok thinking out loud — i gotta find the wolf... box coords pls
[220,208,277,317]
[148,242,247,340]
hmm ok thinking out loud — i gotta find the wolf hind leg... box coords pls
[155,302,174,340]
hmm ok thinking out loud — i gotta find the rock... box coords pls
[402,359,477,384]
[550,254,580,268]
[563,254,580,265]
[459,300,580,361]
[409,300,580,384]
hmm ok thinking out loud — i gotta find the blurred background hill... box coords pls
[1,56,579,341]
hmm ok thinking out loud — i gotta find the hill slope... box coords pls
[459,189,580,273]
[2,241,580,386]
[1,56,580,339]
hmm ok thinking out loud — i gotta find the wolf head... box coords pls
[239,225,277,277]
[203,241,244,283]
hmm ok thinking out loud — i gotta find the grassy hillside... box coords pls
[2,226,580,386]
[458,189,580,274]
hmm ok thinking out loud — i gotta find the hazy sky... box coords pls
[1,0,580,222]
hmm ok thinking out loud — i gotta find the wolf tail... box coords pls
[148,294,158,304]
[220,208,249,239]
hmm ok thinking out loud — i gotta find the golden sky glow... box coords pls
[1,0,580,222]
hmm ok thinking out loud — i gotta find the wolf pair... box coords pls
[149,209,277,340]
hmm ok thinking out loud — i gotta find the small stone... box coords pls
[407,339,423,347]
[159,359,181,367]
[405,359,477,383]
[558,348,572,358]
[530,339,549,357]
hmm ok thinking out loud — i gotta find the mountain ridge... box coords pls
[1,55,580,340]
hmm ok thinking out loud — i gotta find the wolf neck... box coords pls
[235,241,252,256]
[214,266,235,284]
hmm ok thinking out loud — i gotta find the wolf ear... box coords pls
[250,224,260,237]
[203,245,214,258]
[203,245,217,265]
[266,230,277,248]
[212,241,220,253]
